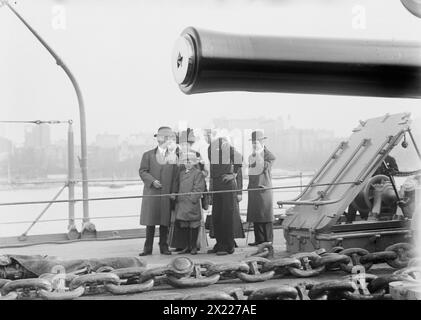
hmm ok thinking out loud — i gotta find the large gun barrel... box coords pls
[172,27,421,98]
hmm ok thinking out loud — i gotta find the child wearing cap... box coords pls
[172,152,206,255]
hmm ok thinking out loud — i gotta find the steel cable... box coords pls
[0,181,358,207]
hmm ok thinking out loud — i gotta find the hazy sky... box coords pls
[1,0,421,144]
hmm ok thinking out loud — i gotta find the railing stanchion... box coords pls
[67,121,79,239]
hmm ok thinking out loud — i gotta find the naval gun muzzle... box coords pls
[172,27,421,98]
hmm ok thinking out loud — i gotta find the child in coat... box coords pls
[173,152,206,255]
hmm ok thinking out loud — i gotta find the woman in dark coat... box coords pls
[246,131,276,246]
[208,169,245,240]
[207,137,243,255]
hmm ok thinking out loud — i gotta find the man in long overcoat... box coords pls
[247,131,276,245]
[207,136,243,255]
[139,127,178,256]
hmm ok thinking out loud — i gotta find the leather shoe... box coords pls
[248,242,259,247]
[160,249,172,255]
[139,251,152,256]
[207,249,217,254]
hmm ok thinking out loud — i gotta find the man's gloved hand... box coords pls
[222,173,236,183]
[237,194,242,202]
[152,180,163,189]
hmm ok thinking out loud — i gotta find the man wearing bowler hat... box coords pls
[247,130,276,246]
[138,126,178,256]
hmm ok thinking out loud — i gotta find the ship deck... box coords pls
[0,228,395,300]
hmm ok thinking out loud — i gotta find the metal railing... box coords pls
[0,173,315,186]
[0,180,359,238]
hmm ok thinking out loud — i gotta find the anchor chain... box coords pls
[0,243,415,300]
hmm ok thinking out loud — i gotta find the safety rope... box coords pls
[0,181,358,207]
[0,214,141,225]
[0,243,416,300]
[0,207,285,225]
[0,174,315,186]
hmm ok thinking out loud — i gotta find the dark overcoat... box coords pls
[175,167,206,222]
[209,168,245,239]
[208,139,245,250]
[246,147,276,223]
[169,148,207,249]
[139,147,177,226]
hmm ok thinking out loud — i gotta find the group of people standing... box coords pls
[138,126,276,256]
